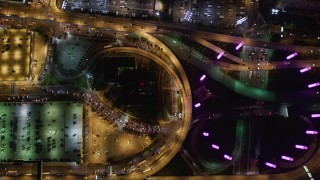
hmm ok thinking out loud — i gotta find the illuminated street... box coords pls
[0,0,320,179]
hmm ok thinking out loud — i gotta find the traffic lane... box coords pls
[0,4,302,53]
[1,12,318,73]
[194,31,320,54]
[156,34,250,71]
[3,2,318,179]
[4,4,320,56]
[157,29,319,56]
[0,0,320,53]
[15,85,46,95]
[189,36,320,70]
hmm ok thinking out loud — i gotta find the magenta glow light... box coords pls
[300,67,311,73]
[211,144,220,150]
[203,132,209,137]
[195,103,201,108]
[281,156,294,161]
[286,52,298,60]
[295,145,308,150]
[306,130,318,134]
[200,75,206,81]
[308,82,320,88]
[223,154,232,160]
[235,41,244,50]
[265,162,277,168]
[311,114,320,118]
[217,52,224,59]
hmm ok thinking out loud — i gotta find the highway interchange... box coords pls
[0,0,320,179]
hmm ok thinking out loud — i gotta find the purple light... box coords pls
[211,144,219,149]
[235,41,244,50]
[281,155,294,161]
[311,114,320,118]
[300,67,311,73]
[286,52,298,60]
[203,132,209,137]
[223,154,232,160]
[265,162,277,168]
[200,75,206,81]
[306,130,318,135]
[308,82,320,88]
[295,145,308,150]
[194,103,201,108]
[217,52,224,59]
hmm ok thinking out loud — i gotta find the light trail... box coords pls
[286,52,298,60]
[300,67,311,73]
[235,41,244,50]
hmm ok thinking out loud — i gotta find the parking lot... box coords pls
[0,101,82,162]
[0,28,30,81]
[173,0,245,27]
[85,102,154,164]
[63,0,156,17]
[55,35,95,72]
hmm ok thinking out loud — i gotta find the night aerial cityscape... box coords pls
[0,0,319,179]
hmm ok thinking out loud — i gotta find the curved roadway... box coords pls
[1,0,320,179]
